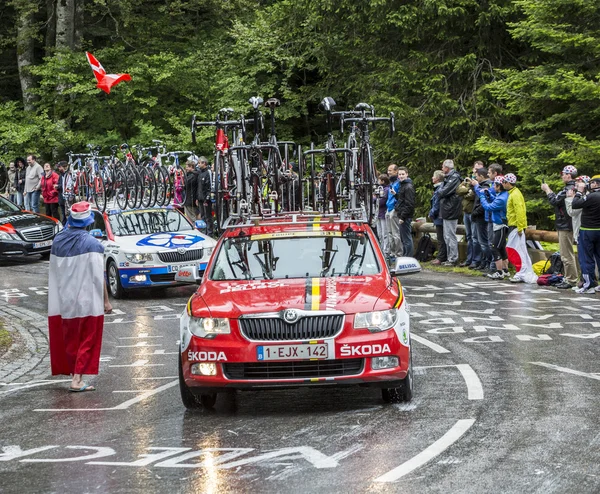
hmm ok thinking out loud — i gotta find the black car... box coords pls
[0,196,63,258]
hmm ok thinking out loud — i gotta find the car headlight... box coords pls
[125,253,153,263]
[205,246,214,256]
[0,231,17,241]
[188,317,230,338]
[56,222,64,233]
[354,309,398,332]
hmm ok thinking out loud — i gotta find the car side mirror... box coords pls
[89,229,106,240]
[195,220,207,232]
[390,256,422,276]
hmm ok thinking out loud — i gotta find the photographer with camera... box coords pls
[541,165,578,289]
[571,175,600,293]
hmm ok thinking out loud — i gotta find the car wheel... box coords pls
[178,354,202,409]
[382,350,413,403]
[107,260,126,299]
[200,393,217,408]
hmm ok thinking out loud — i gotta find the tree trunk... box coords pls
[15,1,37,112]
[74,0,83,49]
[45,0,56,55]
[55,0,75,49]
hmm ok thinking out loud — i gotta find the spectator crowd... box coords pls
[2,153,600,294]
[2,154,216,235]
[377,161,600,294]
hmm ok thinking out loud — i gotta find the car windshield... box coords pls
[210,232,381,280]
[108,209,193,236]
[0,196,21,216]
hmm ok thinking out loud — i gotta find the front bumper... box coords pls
[0,239,53,258]
[180,316,411,390]
[118,262,208,289]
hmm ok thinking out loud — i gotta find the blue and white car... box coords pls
[88,206,217,298]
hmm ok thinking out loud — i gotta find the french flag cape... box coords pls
[48,228,105,375]
[506,229,538,284]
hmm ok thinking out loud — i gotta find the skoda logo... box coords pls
[177,247,187,255]
[282,309,300,324]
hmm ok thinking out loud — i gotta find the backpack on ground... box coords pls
[537,273,563,286]
[415,233,435,262]
[542,252,563,275]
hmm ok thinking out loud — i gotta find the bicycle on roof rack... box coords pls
[340,103,395,224]
[192,107,246,234]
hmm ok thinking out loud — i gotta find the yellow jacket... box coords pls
[507,187,527,232]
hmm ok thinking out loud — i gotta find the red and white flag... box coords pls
[506,229,538,284]
[86,52,131,94]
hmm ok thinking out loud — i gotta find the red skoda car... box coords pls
[178,214,415,408]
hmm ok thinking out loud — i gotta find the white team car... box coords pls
[87,206,216,298]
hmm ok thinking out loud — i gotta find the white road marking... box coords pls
[530,362,600,381]
[455,364,484,400]
[410,334,450,354]
[116,342,161,348]
[416,365,483,400]
[374,419,476,482]
[0,380,71,395]
[133,376,178,380]
[34,380,178,412]
[119,334,163,340]
[112,390,154,393]
[109,360,164,368]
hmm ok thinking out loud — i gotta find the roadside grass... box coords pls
[0,319,12,355]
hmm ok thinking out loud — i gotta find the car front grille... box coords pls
[149,273,176,283]
[157,248,203,263]
[239,314,344,341]
[223,359,364,380]
[19,225,55,242]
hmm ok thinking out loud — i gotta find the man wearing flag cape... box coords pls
[47,202,111,392]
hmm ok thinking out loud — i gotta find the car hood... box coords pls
[114,231,216,253]
[194,276,391,318]
[0,212,56,231]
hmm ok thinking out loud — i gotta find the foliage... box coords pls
[0,0,599,228]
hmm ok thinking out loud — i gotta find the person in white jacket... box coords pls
[565,175,590,290]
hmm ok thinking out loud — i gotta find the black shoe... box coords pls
[555,281,572,289]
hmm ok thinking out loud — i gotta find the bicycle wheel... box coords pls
[139,167,156,208]
[93,175,107,212]
[76,171,89,202]
[154,166,169,206]
[115,169,128,210]
[124,167,138,209]
[357,145,375,223]
[214,152,229,231]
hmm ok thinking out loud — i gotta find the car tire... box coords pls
[107,260,126,299]
[200,393,217,408]
[382,350,413,403]
[178,354,202,409]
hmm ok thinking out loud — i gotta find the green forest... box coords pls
[1,0,599,228]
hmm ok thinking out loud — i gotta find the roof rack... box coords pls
[222,208,368,229]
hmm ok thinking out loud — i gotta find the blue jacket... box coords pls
[475,185,508,225]
[386,176,400,212]
[429,183,443,226]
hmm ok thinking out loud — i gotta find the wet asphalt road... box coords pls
[1,258,599,493]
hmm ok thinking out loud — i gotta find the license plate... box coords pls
[257,343,328,361]
[168,264,181,273]
[34,240,52,249]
